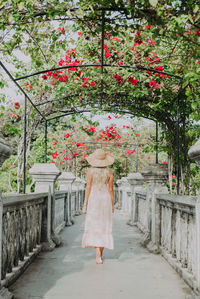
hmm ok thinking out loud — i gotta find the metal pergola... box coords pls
[0,8,186,194]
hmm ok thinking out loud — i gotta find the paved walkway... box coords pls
[11,210,193,299]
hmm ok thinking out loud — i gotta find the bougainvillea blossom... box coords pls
[14,102,20,109]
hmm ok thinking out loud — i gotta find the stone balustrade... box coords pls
[0,164,85,297]
[115,163,200,294]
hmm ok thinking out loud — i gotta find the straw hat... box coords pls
[86,149,114,167]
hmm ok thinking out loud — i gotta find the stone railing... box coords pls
[0,192,49,288]
[157,194,197,290]
[0,163,85,297]
[115,162,200,294]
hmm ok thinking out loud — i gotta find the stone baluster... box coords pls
[127,173,144,226]
[141,163,168,252]
[57,172,76,226]
[189,139,200,290]
[29,163,61,249]
[116,179,122,209]
[74,178,82,216]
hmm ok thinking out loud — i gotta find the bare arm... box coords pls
[82,169,92,214]
[109,170,114,213]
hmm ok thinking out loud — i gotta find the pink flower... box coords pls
[147,156,151,159]
[53,141,58,145]
[108,115,112,119]
[65,133,70,138]
[90,81,95,87]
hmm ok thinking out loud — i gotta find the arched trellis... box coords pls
[0,7,188,195]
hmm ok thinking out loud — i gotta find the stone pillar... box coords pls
[188,139,200,290]
[57,171,76,226]
[127,172,144,226]
[29,163,61,249]
[120,177,130,214]
[141,163,168,252]
[0,137,11,167]
[29,163,61,193]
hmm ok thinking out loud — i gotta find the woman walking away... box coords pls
[81,149,115,264]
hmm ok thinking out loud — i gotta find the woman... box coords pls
[81,148,115,264]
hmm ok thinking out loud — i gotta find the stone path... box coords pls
[10,210,193,299]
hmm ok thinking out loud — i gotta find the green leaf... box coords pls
[149,0,158,7]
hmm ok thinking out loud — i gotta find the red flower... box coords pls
[119,61,123,65]
[42,75,47,80]
[128,77,138,85]
[29,85,32,89]
[105,52,112,59]
[58,27,65,34]
[115,115,118,118]
[51,81,55,85]
[58,59,65,66]
[14,102,20,109]
[53,141,58,145]
[65,133,70,138]
[161,161,167,164]
[154,66,164,71]
[147,156,151,159]
[149,80,159,89]
[78,32,82,36]
[52,152,58,159]
[82,83,87,88]
[90,81,95,87]
[145,25,153,30]
[135,133,140,136]
[197,61,200,64]
[108,115,112,119]
[196,29,200,37]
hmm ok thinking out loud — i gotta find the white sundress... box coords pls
[81,167,114,250]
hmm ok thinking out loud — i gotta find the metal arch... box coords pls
[0,8,188,195]
[14,63,183,82]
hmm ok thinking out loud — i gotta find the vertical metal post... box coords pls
[100,9,105,106]
[156,121,159,164]
[177,96,180,195]
[23,95,27,194]
[44,120,47,163]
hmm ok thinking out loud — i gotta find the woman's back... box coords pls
[89,167,110,189]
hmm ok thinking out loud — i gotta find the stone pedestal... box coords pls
[29,163,61,193]
[57,172,76,226]
[0,137,11,167]
[29,164,61,250]
[141,163,168,253]
[127,172,144,226]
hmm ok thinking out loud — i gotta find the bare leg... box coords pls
[100,247,104,258]
[96,247,103,264]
